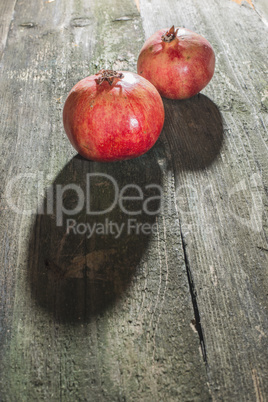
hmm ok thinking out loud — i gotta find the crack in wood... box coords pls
[257,246,268,252]
[180,230,208,366]
[162,108,209,368]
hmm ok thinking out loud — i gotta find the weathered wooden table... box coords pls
[0,0,267,400]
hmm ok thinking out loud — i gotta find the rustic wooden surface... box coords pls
[0,0,267,400]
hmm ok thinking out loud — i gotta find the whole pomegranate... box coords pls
[137,26,215,99]
[63,70,165,162]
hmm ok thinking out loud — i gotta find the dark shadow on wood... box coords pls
[163,94,224,171]
[27,148,164,324]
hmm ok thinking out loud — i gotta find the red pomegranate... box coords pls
[63,70,165,162]
[137,26,215,100]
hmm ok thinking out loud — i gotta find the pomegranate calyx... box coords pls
[96,69,124,85]
[161,25,179,42]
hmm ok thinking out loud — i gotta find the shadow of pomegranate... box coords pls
[163,94,224,171]
[28,148,164,323]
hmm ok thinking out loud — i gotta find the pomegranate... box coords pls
[137,26,215,99]
[63,70,165,162]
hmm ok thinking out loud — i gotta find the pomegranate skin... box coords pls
[63,71,165,162]
[137,27,215,100]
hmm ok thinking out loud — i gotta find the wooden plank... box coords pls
[0,0,210,400]
[0,0,17,59]
[139,0,268,400]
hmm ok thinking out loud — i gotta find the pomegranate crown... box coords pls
[161,25,179,42]
[96,69,124,85]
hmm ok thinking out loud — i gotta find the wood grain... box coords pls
[0,0,210,400]
[0,0,267,399]
[0,0,17,59]
[254,0,268,25]
[139,0,268,400]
